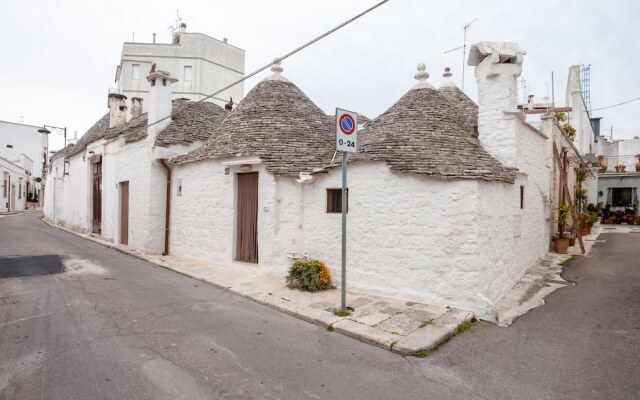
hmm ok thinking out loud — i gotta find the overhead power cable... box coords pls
[147,0,390,130]
[591,97,640,112]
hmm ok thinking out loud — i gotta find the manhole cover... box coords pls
[0,255,64,278]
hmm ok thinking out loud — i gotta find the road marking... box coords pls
[0,312,53,327]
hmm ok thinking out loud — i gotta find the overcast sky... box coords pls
[1,0,639,151]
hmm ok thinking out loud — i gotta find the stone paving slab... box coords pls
[40,217,474,357]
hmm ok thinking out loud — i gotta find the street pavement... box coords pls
[1,213,639,399]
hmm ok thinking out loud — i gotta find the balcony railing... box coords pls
[598,155,640,173]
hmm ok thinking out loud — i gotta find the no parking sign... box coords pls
[335,108,358,153]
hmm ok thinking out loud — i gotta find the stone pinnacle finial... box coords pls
[271,58,284,75]
[263,57,289,82]
[412,63,435,90]
[443,67,452,78]
[414,63,429,82]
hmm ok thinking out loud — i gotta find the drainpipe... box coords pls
[159,159,171,256]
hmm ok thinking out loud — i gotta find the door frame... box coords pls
[234,172,259,264]
[119,181,129,245]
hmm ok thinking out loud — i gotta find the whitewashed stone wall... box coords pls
[302,162,487,312]
[0,157,28,212]
[169,158,297,275]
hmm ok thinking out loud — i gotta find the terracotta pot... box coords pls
[569,237,576,246]
[599,155,608,172]
[554,238,570,254]
[604,218,612,224]
[580,228,589,236]
[636,155,640,172]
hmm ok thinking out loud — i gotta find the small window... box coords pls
[520,185,524,209]
[132,64,140,80]
[18,179,22,199]
[327,188,348,213]
[184,65,193,82]
[612,187,633,207]
[177,178,183,196]
[6,144,12,148]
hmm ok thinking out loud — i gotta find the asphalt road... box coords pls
[0,214,638,400]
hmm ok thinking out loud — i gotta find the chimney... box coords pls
[146,67,178,138]
[468,42,526,167]
[590,117,602,137]
[130,97,143,119]
[108,93,127,128]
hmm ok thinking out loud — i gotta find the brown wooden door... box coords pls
[92,161,102,234]
[120,181,129,245]
[236,172,258,263]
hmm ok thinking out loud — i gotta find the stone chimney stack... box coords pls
[146,67,178,138]
[108,93,127,128]
[130,97,143,119]
[468,42,526,167]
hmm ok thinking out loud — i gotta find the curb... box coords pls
[39,216,471,356]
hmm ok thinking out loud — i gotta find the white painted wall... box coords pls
[0,157,29,212]
[0,121,48,183]
[169,158,296,274]
[115,32,245,118]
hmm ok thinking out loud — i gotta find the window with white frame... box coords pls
[184,65,193,82]
[132,64,140,80]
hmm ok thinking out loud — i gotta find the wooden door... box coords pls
[236,172,258,263]
[10,183,15,212]
[120,181,129,245]
[92,160,102,234]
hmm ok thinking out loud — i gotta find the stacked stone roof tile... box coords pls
[67,100,226,157]
[350,86,516,183]
[438,82,479,136]
[67,113,110,157]
[177,79,336,177]
[50,143,76,162]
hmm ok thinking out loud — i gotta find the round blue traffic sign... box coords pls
[339,114,356,135]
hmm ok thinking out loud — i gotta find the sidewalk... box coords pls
[40,217,474,356]
[495,225,602,326]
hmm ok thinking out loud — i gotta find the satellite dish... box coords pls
[35,177,42,183]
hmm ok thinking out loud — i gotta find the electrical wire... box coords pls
[146,0,390,130]
[591,97,640,112]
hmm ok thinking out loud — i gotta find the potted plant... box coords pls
[602,204,613,224]
[554,204,573,254]
[625,208,636,225]
[615,163,626,173]
[568,224,576,246]
[587,213,599,233]
[636,154,640,172]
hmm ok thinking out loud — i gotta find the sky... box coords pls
[1,0,639,151]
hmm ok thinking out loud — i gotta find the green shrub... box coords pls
[286,259,335,292]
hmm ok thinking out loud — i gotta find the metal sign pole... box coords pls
[335,108,357,312]
[341,151,347,311]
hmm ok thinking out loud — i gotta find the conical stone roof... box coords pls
[437,67,479,136]
[177,63,335,176]
[355,65,516,183]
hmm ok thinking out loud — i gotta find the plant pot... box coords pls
[636,155,640,172]
[569,237,576,246]
[599,155,608,173]
[554,238,570,254]
[603,218,612,224]
[626,215,636,225]
[580,228,589,236]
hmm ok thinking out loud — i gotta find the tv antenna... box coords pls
[168,10,183,44]
[444,17,478,92]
